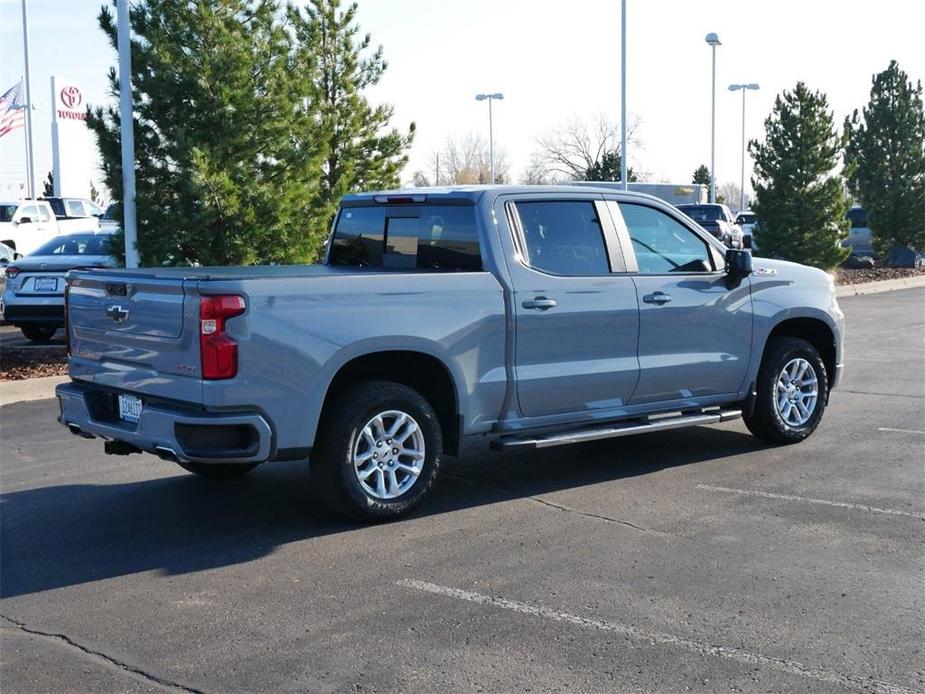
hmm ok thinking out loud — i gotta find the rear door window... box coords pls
[66,200,86,217]
[512,200,610,276]
[330,205,482,271]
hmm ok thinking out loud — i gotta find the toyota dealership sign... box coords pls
[51,76,91,198]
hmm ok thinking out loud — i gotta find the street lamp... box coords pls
[475,93,503,184]
[728,83,760,213]
[705,32,721,203]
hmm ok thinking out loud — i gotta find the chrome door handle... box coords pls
[642,292,672,305]
[522,297,557,311]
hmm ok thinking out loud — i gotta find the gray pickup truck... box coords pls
[57,186,844,520]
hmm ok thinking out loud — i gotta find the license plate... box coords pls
[118,394,143,423]
[34,277,57,292]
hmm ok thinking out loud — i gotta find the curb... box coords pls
[0,375,69,406]
[835,274,925,298]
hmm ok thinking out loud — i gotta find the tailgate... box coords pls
[66,271,203,403]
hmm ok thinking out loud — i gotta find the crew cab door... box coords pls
[502,194,639,418]
[608,200,752,405]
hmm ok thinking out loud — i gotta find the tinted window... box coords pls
[330,205,482,271]
[66,200,86,217]
[32,234,113,256]
[514,200,609,275]
[330,206,386,267]
[0,205,16,223]
[46,199,66,216]
[736,213,757,225]
[619,203,713,274]
[103,203,121,221]
[677,205,723,223]
[847,207,867,228]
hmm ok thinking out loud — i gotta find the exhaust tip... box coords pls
[154,446,179,463]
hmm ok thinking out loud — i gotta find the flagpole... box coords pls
[20,0,36,199]
[117,0,140,268]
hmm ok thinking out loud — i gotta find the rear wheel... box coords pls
[177,462,258,480]
[744,337,828,444]
[312,381,443,521]
[21,325,57,342]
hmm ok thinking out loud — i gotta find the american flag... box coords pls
[0,80,27,139]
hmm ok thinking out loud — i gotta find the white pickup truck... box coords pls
[0,199,100,256]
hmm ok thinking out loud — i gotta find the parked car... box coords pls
[2,231,117,342]
[843,206,875,257]
[676,203,743,248]
[735,210,758,252]
[0,200,100,256]
[40,197,105,220]
[57,186,843,521]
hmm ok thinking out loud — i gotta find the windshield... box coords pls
[678,205,723,223]
[0,204,17,223]
[31,234,114,257]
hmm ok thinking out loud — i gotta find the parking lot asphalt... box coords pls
[1,288,923,694]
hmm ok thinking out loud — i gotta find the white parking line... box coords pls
[696,484,925,520]
[397,579,917,694]
[878,427,925,435]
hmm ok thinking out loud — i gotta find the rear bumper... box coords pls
[1,302,65,326]
[56,381,274,464]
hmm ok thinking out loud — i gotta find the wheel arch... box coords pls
[317,349,463,456]
[763,317,837,392]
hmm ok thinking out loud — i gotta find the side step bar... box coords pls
[492,409,743,452]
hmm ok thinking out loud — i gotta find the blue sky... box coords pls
[1,0,923,201]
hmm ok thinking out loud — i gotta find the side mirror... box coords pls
[16,216,31,225]
[725,248,752,288]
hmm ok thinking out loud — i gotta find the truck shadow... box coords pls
[0,426,764,599]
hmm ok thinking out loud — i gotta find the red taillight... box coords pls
[5,265,20,279]
[199,295,246,380]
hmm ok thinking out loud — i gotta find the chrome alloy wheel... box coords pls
[774,358,818,427]
[353,410,426,500]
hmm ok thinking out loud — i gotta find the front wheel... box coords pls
[21,325,57,342]
[312,381,443,521]
[744,337,828,444]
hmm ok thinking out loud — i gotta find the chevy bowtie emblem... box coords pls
[106,304,129,323]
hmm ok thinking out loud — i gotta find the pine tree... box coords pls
[87,0,326,266]
[584,151,636,182]
[42,171,54,197]
[692,165,711,187]
[748,83,850,269]
[844,60,925,253]
[289,0,415,242]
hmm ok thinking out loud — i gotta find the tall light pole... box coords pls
[705,32,721,203]
[475,93,503,184]
[20,0,36,199]
[117,0,140,268]
[728,83,760,212]
[620,0,627,190]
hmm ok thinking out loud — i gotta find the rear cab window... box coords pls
[329,204,482,271]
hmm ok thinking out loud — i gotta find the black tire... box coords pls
[21,325,57,342]
[177,461,258,479]
[311,380,443,521]
[744,336,828,444]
